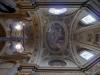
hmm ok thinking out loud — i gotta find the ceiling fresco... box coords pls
[0,0,99,72]
[46,22,65,52]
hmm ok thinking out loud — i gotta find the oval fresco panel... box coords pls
[47,22,65,52]
[48,59,66,66]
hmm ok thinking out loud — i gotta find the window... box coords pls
[14,43,24,53]
[49,8,67,15]
[80,51,94,60]
[14,21,25,31]
[81,15,96,24]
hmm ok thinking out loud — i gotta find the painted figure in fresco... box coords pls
[47,22,65,51]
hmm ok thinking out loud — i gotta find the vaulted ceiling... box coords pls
[0,0,100,72]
